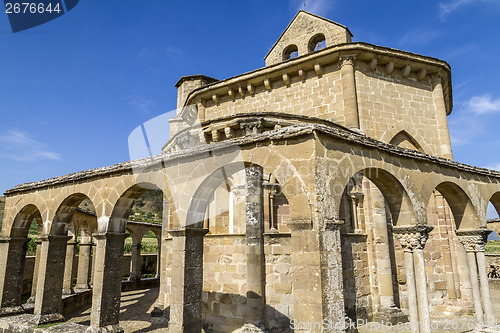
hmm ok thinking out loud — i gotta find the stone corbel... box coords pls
[314,62,323,76]
[264,78,272,91]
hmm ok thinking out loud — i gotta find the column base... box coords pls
[0,305,25,317]
[74,284,92,291]
[240,322,268,332]
[33,312,65,325]
[86,324,124,333]
[62,288,75,295]
[372,306,408,325]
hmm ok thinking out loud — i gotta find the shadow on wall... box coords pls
[202,291,292,333]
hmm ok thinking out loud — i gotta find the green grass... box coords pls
[37,322,60,328]
[486,240,500,254]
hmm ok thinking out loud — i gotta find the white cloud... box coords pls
[0,130,61,162]
[128,95,156,116]
[398,29,443,48]
[439,0,494,18]
[465,94,500,115]
[485,163,500,171]
[292,0,333,15]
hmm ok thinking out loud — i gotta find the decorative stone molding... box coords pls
[392,225,434,251]
[456,229,491,252]
[324,218,344,231]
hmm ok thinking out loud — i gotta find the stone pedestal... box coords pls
[75,242,92,290]
[393,225,433,333]
[0,236,28,315]
[168,227,208,333]
[34,235,71,324]
[245,165,265,325]
[63,240,77,295]
[89,232,127,331]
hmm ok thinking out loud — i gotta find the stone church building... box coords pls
[1,10,500,333]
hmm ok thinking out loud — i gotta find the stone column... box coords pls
[0,236,28,315]
[129,239,142,282]
[28,239,42,303]
[457,229,495,328]
[89,232,127,331]
[34,235,71,324]
[432,74,453,159]
[393,225,433,333]
[75,242,92,290]
[339,55,360,131]
[169,227,208,332]
[62,240,77,294]
[245,165,266,327]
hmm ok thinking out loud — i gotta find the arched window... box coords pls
[308,33,326,53]
[283,44,298,61]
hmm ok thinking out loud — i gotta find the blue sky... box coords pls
[1,0,500,215]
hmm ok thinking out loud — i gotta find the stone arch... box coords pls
[109,182,167,233]
[186,161,310,228]
[488,192,500,218]
[308,33,326,52]
[380,122,434,155]
[50,193,95,236]
[283,44,298,61]
[337,167,419,226]
[389,130,424,153]
[9,204,43,238]
[432,182,480,230]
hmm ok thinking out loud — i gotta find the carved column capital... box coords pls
[339,55,356,69]
[393,225,434,252]
[456,229,491,252]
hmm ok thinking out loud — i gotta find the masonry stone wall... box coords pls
[355,65,440,155]
[203,65,344,125]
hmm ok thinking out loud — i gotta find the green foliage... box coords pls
[26,238,37,254]
[486,240,500,254]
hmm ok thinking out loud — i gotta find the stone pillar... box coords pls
[169,227,208,332]
[432,74,453,159]
[320,219,347,332]
[339,55,360,131]
[155,236,161,278]
[129,239,142,282]
[28,239,42,303]
[62,240,77,295]
[0,236,28,315]
[245,165,266,327]
[393,225,433,333]
[75,242,92,290]
[89,232,127,331]
[457,229,495,329]
[34,235,71,324]
[152,197,170,318]
[288,219,329,332]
